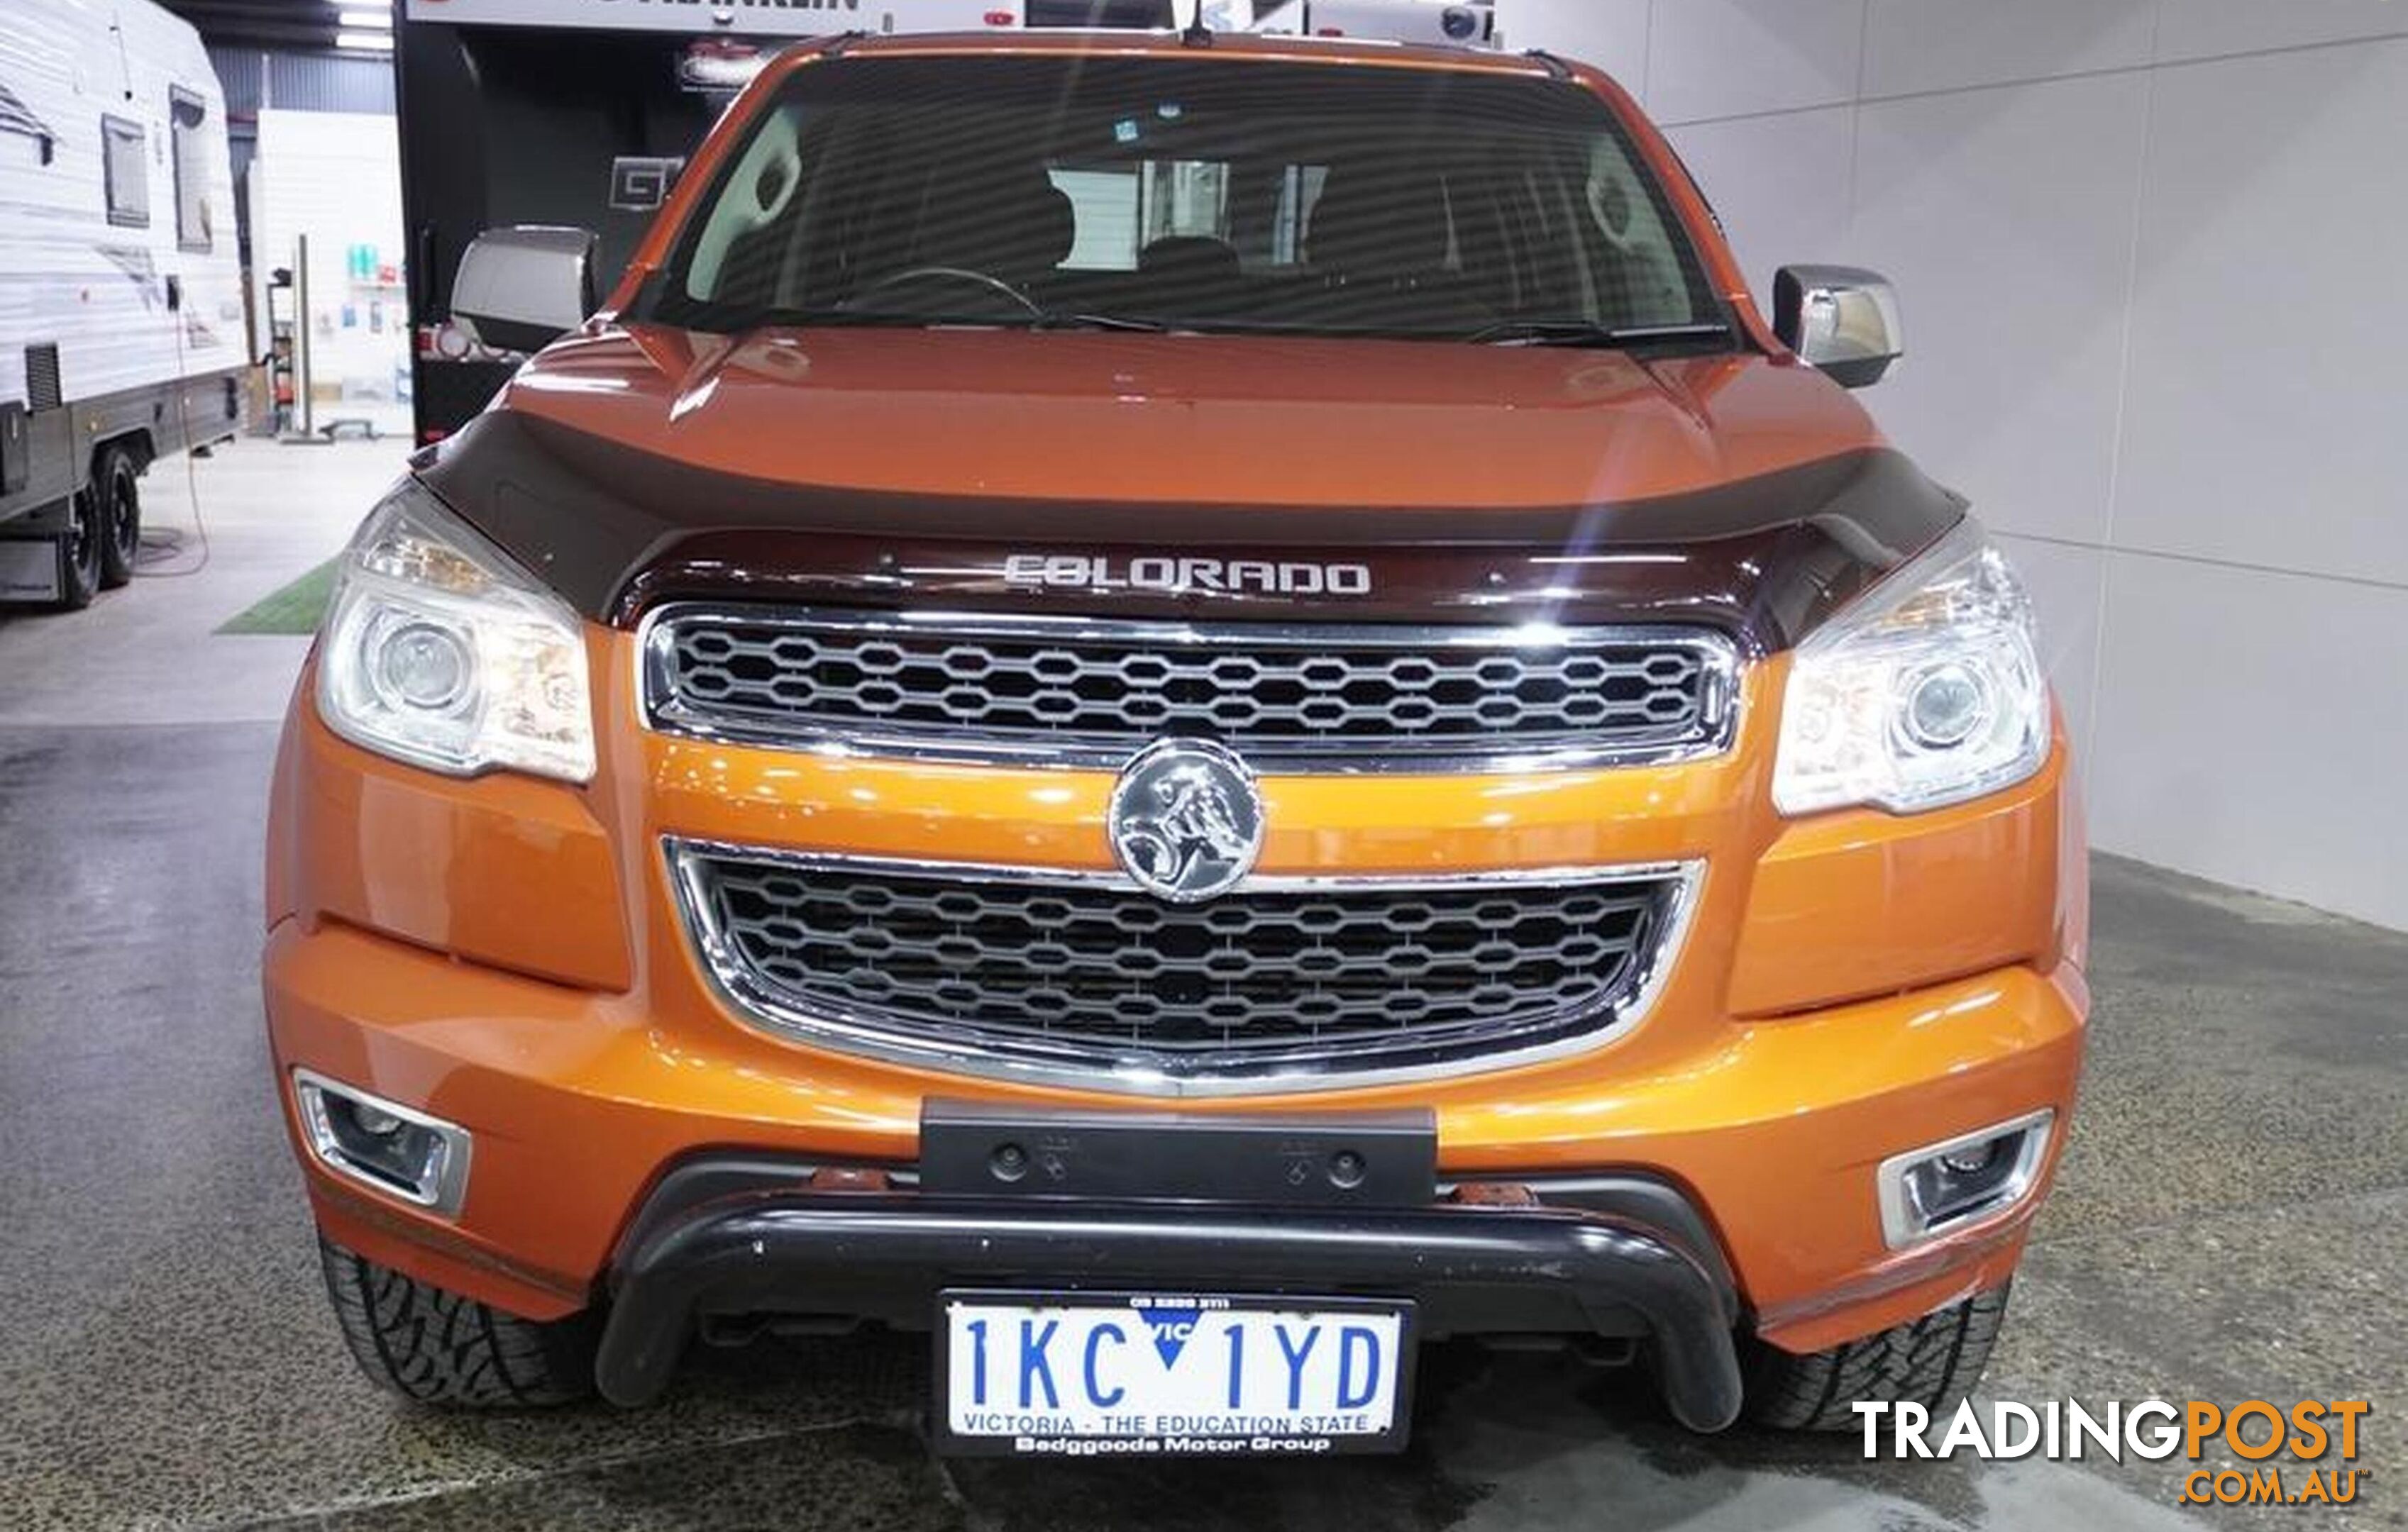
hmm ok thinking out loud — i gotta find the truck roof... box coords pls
[801,27,1562,79]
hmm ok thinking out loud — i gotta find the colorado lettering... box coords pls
[1001,553,1374,596]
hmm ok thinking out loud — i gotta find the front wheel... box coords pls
[317,1233,595,1407]
[1742,1283,2011,1431]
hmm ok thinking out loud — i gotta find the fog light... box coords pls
[1876,1110,2053,1248]
[293,1069,472,1216]
[1938,1141,2000,1177]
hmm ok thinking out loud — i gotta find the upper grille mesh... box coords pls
[679,848,1688,1084]
[644,608,1736,768]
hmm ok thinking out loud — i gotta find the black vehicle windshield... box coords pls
[645,54,1730,345]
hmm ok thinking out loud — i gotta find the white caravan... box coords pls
[1211,0,1498,47]
[398,0,1029,37]
[0,0,245,609]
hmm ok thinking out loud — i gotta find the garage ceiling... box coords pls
[155,0,392,54]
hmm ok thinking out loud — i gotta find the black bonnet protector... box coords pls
[415,410,1965,654]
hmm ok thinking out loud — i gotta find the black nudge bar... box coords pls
[594,1100,1747,1433]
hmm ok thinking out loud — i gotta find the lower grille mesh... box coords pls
[677,845,1689,1085]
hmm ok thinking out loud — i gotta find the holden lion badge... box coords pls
[1108,739,1266,904]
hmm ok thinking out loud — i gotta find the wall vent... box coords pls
[24,345,60,412]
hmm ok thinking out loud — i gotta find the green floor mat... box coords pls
[217,557,338,635]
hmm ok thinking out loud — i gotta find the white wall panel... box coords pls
[1642,0,1866,126]
[1861,0,2158,96]
[2087,555,2408,931]
[1496,0,1652,95]
[1848,74,2148,548]
[1662,106,1854,306]
[2113,39,2408,588]
[2154,0,2408,62]
[1411,2,2408,926]
[1994,533,2105,775]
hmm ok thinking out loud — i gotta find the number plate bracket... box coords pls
[919,1097,1437,1207]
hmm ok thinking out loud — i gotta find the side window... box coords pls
[1051,167,1140,270]
[683,101,806,305]
[1271,165,1328,267]
[1047,160,1236,273]
[101,114,148,227]
[170,89,211,252]
[1146,160,1230,247]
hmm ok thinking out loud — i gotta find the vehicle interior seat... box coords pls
[908,162,1078,290]
[1137,234,1242,311]
[1306,164,1490,327]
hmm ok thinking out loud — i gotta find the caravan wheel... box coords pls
[55,489,101,611]
[95,445,142,590]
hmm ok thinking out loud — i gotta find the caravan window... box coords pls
[102,115,148,228]
[171,90,211,252]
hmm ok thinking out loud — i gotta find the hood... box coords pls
[416,324,1964,650]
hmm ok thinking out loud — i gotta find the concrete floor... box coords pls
[0,440,2401,1531]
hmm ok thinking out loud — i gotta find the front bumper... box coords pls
[597,1166,1745,1430]
[263,654,2089,1380]
[267,909,2084,1362]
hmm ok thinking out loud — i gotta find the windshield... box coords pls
[646,55,1728,345]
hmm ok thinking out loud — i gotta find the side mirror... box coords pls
[451,226,598,355]
[1773,265,1903,389]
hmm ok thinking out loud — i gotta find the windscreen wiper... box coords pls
[717,308,1178,335]
[1033,311,1178,333]
[707,306,963,331]
[1467,319,1738,350]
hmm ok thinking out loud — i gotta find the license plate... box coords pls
[934,1292,1415,1457]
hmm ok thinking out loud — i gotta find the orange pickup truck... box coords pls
[263,28,2084,1453]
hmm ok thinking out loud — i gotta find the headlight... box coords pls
[316,480,595,784]
[1773,516,2048,816]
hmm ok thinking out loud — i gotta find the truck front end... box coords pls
[263,33,2084,1447]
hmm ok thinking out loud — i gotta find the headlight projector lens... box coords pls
[377,621,475,712]
[1903,662,1988,750]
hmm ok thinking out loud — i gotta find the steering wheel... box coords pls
[845,266,1042,319]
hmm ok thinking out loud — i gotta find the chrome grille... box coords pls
[671,841,1696,1092]
[642,606,1738,771]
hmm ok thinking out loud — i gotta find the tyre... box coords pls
[53,488,101,611]
[317,1233,596,1407]
[1742,1283,2011,1431]
[94,443,142,589]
